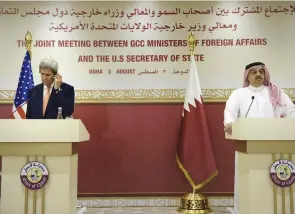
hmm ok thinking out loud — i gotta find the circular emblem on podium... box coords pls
[270,159,295,187]
[20,161,49,190]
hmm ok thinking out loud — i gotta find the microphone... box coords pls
[245,96,255,118]
[5,91,36,119]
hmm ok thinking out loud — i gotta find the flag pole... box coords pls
[25,31,32,58]
[188,32,194,56]
[177,32,212,214]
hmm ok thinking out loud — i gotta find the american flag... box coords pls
[11,51,34,119]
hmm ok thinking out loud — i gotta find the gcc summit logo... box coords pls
[270,159,295,187]
[20,161,49,190]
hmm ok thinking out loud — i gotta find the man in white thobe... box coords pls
[223,62,295,214]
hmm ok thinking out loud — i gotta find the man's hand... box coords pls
[53,73,63,90]
[224,122,233,135]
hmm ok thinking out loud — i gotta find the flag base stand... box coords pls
[177,192,212,214]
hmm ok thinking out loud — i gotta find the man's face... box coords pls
[247,66,265,87]
[40,68,54,87]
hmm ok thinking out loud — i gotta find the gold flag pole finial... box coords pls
[25,31,32,58]
[177,32,212,214]
[188,32,195,55]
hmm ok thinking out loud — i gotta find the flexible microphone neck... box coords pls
[6,91,36,119]
[245,96,255,118]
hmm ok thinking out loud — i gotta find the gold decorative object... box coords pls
[177,32,212,214]
[25,31,32,57]
[0,88,294,103]
[188,32,195,55]
[178,192,211,214]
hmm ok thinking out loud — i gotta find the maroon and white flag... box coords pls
[176,54,218,189]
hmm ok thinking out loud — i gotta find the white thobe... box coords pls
[223,85,295,214]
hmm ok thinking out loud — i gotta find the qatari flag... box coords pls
[176,54,218,189]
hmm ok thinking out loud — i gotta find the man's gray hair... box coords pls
[39,57,58,74]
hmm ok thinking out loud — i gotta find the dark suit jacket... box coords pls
[26,82,75,119]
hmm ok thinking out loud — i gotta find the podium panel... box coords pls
[1,155,77,214]
[0,120,89,214]
[227,118,295,214]
[236,152,295,214]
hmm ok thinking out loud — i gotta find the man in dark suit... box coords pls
[26,57,75,119]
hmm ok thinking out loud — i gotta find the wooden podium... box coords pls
[0,119,90,214]
[226,118,295,214]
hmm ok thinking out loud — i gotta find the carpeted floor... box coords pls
[78,207,232,214]
[0,203,233,214]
